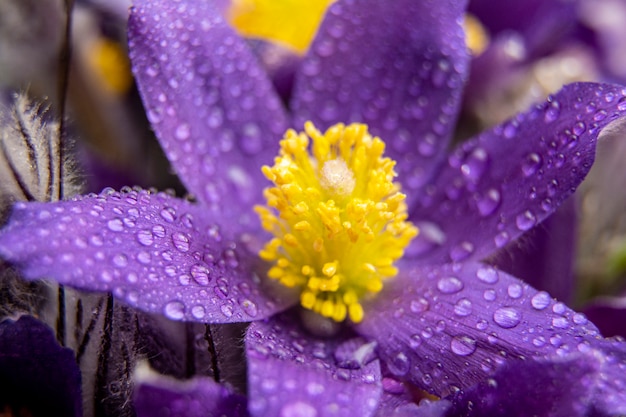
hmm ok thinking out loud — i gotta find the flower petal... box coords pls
[128,0,289,232]
[245,313,382,417]
[355,261,602,397]
[491,198,577,303]
[448,341,626,417]
[409,82,626,264]
[0,189,297,323]
[0,315,82,417]
[291,0,469,195]
[133,365,247,417]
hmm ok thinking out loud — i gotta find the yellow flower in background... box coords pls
[227,0,336,54]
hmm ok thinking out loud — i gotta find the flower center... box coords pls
[255,122,418,323]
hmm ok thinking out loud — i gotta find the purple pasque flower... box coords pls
[2,0,626,414]
[0,315,82,417]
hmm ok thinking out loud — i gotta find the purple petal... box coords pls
[246,313,382,417]
[0,315,82,417]
[409,82,626,264]
[355,261,601,397]
[128,0,289,232]
[374,378,451,417]
[133,366,247,417]
[584,296,626,338]
[0,189,297,323]
[491,197,577,303]
[291,0,468,196]
[448,341,626,416]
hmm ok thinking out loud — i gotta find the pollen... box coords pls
[255,122,418,323]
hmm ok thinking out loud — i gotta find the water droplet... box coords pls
[476,188,501,217]
[507,283,523,299]
[175,123,190,140]
[572,121,586,135]
[449,241,474,262]
[279,401,317,417]
[190,264,210,285]
[241,299,258,317]
[137,251,151,264]
[172,232,190,252]
[552,302,566,315]
[409,334,422,349]
[532,336,546,347]
[112,254,128,267]
[531,291,551,310]
[160,207,176,222]
[454,298,472,317]
[126,272,138,283]
[107,218,124,232]
[220,304,234,318]
[437,276,464,294]
[493,307,521,328]
[494,231,510,248]
[572,313,587,325]
[409,298,429,313]
[388,352,410,376]
[516,210,536,231]
[461,147,489,182]
[164,300,185,320]
[476,319,488,330]
[544,100,560,122]
[136,230,154,246]
[476,265,499,284]
[191,305,206,319]
[552,317,569,329]
[483,289,496,301]
[450,336,477,356]
[593,109,607,121]
[521,153,542,177]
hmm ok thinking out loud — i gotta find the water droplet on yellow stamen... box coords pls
[227,0,336,54]
[255,122,418,323]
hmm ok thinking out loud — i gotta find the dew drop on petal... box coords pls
[521,153,542,177]
[476,265,499,284]
[449,241,474,261]
[476,188,501,217]
[136,230,155,246]
[387,352,410,376]
[191,305,206,319]
[172,232,190,252]
[190,264,210,286]
[241,299,258,317]
[515,210,536,231]
[437,276,464,294]
[450,335,477,356]
[454,298,472,317]
[279,401,317,417]
[107,218,124,232]
[531,291,551,310]
[494,231,510,248]
[507,283,523,299]
[164,300,185,320]
[493,307,521,328]
[552,316,569,329]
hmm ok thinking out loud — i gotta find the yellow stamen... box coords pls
[87,38,133,95]
[227,0,336,54]
[256,122,418,323]
[464,14,490,56]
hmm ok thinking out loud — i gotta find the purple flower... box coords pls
[0,315,82,417]
[1,0,626,414]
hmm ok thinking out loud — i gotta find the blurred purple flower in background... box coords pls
[2,0,626,415]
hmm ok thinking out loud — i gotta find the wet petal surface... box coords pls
[409,83,626,264]
[355,261,601,397]
[291,0,468,197]
[0,189,297,323]
[129,0,289,233]
[448,341,626,417]
[246,313,382,417]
